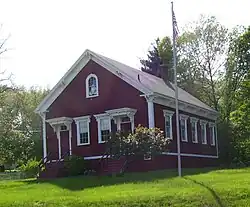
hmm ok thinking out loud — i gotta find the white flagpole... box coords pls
[171,1,182,177]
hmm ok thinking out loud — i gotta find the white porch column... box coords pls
[56,127,61,160]
[68,124,72,156]
[41,112,47,162]
[146,96,155,128]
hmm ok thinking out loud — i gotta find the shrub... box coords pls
[19,158,40,178]
[64,155,91,176]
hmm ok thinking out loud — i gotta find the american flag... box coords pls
[172,9,179,39]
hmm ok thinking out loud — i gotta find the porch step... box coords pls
[101,157,126,175]
[38,161,66,179]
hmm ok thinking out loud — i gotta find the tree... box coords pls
[176,15,229,110]
[229,28,250,164]
[140,37,173,81]
[106,125,170,170]
[0,86,49,166]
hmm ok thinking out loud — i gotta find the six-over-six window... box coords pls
[73,73,217,146]
[73,112,216,146]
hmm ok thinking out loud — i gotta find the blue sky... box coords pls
[0,0,249,88]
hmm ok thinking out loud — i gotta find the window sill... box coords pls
[98,141,107,144]
[201,142,207,145]
[181,139,188,142]
[192,141,198,144]
[77,143,90,146]
[86,94,99,99]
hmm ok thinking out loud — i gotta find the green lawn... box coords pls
[0,168,249,207]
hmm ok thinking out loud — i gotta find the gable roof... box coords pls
[35,49,217,115]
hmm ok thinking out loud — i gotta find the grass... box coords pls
[0,168,249,207]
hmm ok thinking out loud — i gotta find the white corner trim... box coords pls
[40,112,47,162]
[86,73,99,98]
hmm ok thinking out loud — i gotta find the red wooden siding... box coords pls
[154,103,217,156]
[46,60,148,157]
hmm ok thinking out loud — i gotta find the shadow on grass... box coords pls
[22,167,217,191]
[184,177,224,207]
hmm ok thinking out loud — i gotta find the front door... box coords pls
[120,122,132,135]
[60,130,69,158]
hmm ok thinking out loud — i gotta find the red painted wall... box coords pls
[46,60,148,158]
[154,103,217,156]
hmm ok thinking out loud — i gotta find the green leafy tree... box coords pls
[229,27,250,164]
[106,125,170,170]
[140,37,173,81]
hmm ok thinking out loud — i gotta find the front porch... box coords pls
[45,107,137,162]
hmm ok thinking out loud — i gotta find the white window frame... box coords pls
[163,110,174,140]
[200,120,208,145]
[73,115,91,146]
[86,74,99,98]
[209,122,216,146]
[179,114,189,142]
[94,113,111,144]
[190,117,198,143]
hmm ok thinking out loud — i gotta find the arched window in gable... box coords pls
[86,74,99,98]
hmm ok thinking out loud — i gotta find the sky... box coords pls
[0,0,249,88]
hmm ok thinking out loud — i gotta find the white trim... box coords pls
[200,120,207,145]
[165,152,218,159]
[209,122,216,146]
[84,155,110,160]
[73,115,91,146]
[145,95,155,128]
[153,95,218,121]
[163,110,174,139]
[190,117,198,143]
[82,153,218,160]
[56,128,61,159]
[35,49,151,114]
[86,73,99,98]
[144,154,152,160]
[35,49,218,124]
[106,107,137,132]
[179,114,188,142]
[69,124,72,155]
[40,112,47,162]
[46,117,73,132]
[94,114,111,144]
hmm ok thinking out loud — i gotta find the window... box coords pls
[190,117,198,143]
[209,122,216,146]
[60,125,67,131]
[163,110,174,140]
[94,114,111,144]
[144,153,152,160]
[180,115,188,142]
[100,118,110,142]
[74,116,91,146]
[200,121,207,144]
[86,74,98,98]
